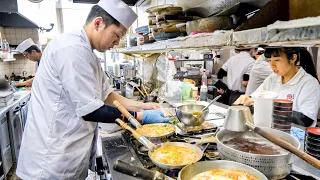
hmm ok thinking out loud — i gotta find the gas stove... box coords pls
[102,127,316,180]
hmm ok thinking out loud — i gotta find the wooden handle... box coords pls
[141,84,149,97]
[113,100,134,119]
[135,87,146,97]
[115,119,142,140]
[254,127,320,169]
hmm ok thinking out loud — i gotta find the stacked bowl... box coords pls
[305,127,320,160]
[272,99,293,133]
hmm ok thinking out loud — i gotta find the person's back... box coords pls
[222,51,255,92]
[245,54,273,95]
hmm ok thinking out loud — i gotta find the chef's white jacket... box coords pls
[222,51,255,92]
[245,54,273,95]
[16,28,113,179]
[255,68,320,126]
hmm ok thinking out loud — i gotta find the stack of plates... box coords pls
[272,99,293,133]
[305,127,320,160]
[0,91,14,107]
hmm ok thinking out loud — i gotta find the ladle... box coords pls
[224,106,320,169]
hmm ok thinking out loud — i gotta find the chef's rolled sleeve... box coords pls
[55,45,105,117]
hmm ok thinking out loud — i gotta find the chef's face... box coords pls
[23,50,40,62]
[268,53,297,76]
[93,18,126,52]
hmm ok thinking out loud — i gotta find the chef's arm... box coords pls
[82,104,143,123]
[292,111,314,127]
[25,78,34,87]
[217,68,227,79]
[104,92,145,112]
[242,74,249,87]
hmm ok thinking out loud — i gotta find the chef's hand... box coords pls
[139,110,170,124]
[140,102,160,110]
[233,95,254,106]
[25,78,33,87]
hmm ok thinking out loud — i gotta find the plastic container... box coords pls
[201,70,207,85]
[182,82,192,101]
[251,91,278,127]
[200,83,208,101]
[2,39,9,52]
[137,32,144,46]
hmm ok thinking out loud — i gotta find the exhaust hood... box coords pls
[0,0,39,28]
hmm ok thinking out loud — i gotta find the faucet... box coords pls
[22,71,27,77]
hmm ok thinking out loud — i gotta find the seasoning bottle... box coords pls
[201,69,207,85]
[192,86,198,100]
[200,83,208,101]
[137,32,144,46]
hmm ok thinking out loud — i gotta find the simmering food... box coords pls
[223,137,282,155]
[192,111,201,119]
[191,169,258,180]
[136,124,174,137]
[150,145,200,165]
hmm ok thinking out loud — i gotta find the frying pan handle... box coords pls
[254,126,320,169]
[113,160,155,180]
[115,119,155,149]
[113,100,142,128]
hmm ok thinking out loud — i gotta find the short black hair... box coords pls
[85,5,121,28]
[25,45,41,53]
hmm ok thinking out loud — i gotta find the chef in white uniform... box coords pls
[245,54,273,95]
[235,47,320,127]
[16,38,42,87]
[16,1,169,179]
[217,48,255,105]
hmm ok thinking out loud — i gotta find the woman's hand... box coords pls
[233,95,254,106]
[140,102,160,110]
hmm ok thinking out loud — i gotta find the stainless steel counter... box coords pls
[98,100,320,180]
[0,91,31,117]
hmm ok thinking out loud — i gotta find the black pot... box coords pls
[0,79,9,90]
[305,135,320,144]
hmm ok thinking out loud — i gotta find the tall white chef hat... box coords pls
[16,38,35,53]
[97,0,137,29]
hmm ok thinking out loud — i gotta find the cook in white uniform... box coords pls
[235,47,320,127]
[16,38,42,87]
[217,48,256,105]
[245,54,273,95]
[16,1,169,179]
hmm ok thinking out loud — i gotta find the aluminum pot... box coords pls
[178,160,268,180]
[216,127,300,179]
[176,104,208,126]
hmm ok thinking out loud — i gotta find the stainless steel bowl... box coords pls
[176,104,208,126]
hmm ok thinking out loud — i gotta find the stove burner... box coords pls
[176,121,218,135]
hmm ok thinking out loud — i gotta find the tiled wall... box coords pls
[0,26,39,78]
[3,28,39,45]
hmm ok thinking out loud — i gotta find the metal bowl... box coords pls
[176,104,208,126]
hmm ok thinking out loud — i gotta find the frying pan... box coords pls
[113,160,268,180]
[113,100,175,140]
[115,118,204,170]
[178,160,268,180]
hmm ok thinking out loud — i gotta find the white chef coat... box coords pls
[255,68,320,126]
[222,51,255,92]
[17,28,113,179]
[245,54,273,95]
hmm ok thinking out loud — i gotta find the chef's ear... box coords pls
[93,17,104,30]
[291,54,298,65]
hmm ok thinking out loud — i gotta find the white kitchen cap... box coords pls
[16,38,35,53]
[97,0,137,29]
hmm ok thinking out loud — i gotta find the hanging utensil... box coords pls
[141,84,149,97]
[224,106,320,170]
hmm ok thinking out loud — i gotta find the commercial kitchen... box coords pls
[0,0,320,179]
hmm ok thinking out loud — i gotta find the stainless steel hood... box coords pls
[0,0,39,28]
